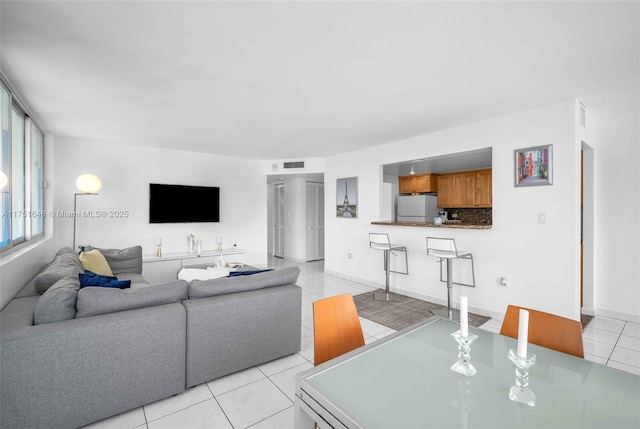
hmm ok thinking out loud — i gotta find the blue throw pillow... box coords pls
[79,270,131,289]
[227,269,274,277]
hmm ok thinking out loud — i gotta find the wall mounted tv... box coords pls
[149,183,220,223]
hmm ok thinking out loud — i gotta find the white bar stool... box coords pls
[426,237,475,320]
[369,233,408,302]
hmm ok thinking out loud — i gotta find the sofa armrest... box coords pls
[183,284,302,387]
[1,303,186,429]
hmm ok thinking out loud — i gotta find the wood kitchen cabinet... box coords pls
[398,173,438,194]
[437,168,492,208]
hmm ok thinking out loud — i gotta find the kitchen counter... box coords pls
[371,221,491,229]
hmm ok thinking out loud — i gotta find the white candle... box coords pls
[517,309,529,358]
[156,237,162,246]
[460,296,469,337]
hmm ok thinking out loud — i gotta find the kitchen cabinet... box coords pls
[398,173,438,194]
[437,168,492,208]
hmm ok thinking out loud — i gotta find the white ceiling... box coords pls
[1,1,638,160]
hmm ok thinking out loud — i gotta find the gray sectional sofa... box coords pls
[0,246,302,429]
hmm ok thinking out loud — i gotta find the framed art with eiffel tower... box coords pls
[336,177,358,218]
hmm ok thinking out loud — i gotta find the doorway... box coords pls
[581,143,595,314]
[306,181,325,261]
[273,183,284,258]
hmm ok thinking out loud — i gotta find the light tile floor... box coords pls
[85,258,640,429]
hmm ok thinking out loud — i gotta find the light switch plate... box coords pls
[537,213,546,224]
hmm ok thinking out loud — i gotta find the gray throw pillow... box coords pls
[91,245,143,275]
[55,246,77,257]
[33,253,83,294]
[33,275,80,325]
[76,280,188,318]
[188,266,300,299]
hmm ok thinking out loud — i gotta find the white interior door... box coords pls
[306,182,324,261]
[273,183,284,258]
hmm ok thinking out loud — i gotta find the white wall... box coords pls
[593,108,640,320]
[52,138,268,265]
[325,100,584,320]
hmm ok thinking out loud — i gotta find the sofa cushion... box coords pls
[33,275,80,324]
[33,253,83,294]
[76,280,188,318]
[78,270,131,289]
[86,245,143,275]
[188,266,300,299]
[116,273,148,288]
[0,296,39,331]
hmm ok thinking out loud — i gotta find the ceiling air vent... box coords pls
[283,161,305,169]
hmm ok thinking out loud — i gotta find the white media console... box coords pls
[142,248,246,284]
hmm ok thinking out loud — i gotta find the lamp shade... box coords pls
[76,173,102,194]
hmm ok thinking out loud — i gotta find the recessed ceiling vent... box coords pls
[283,161,305,169]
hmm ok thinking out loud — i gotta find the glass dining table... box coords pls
[294,317,640,429]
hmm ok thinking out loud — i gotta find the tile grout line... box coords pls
[604,321,626,366]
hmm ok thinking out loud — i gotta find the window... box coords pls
[1,79,45,252]
[30,124,44,237]
[1,85,9,248]
[11,105,26,243]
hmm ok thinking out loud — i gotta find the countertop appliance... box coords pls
[397,195,439,222]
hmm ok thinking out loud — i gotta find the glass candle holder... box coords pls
[508,349,536,407]
[156,244,162,258]
[451,330,478,377]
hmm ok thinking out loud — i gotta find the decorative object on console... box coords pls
[188,234,196,254]
[217,255,227,268]
[73,173,101,250]
[515,144,553,187]
[156,237,162,257]
[216,236,223,253]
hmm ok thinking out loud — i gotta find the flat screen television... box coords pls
[149,183,220,223]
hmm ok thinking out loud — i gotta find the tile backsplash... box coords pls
[442,208,492,225]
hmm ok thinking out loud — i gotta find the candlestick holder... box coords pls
[508,349,536,407]
[156,244,162,258]
[450,330,478,377]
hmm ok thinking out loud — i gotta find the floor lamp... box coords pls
[73,173,101,251]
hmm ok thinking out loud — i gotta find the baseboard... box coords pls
[324,270,499,320]
[594,308,640,324]
[324,269,381,289]
[581,307,596,317]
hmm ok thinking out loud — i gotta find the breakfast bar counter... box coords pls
[371,221,491,230]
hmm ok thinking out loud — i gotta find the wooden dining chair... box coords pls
[500,304,584,358]
[313,294,366,366]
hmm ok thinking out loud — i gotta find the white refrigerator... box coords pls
[397,195,439,222]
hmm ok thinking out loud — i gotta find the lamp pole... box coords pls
[73,173,102,251]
